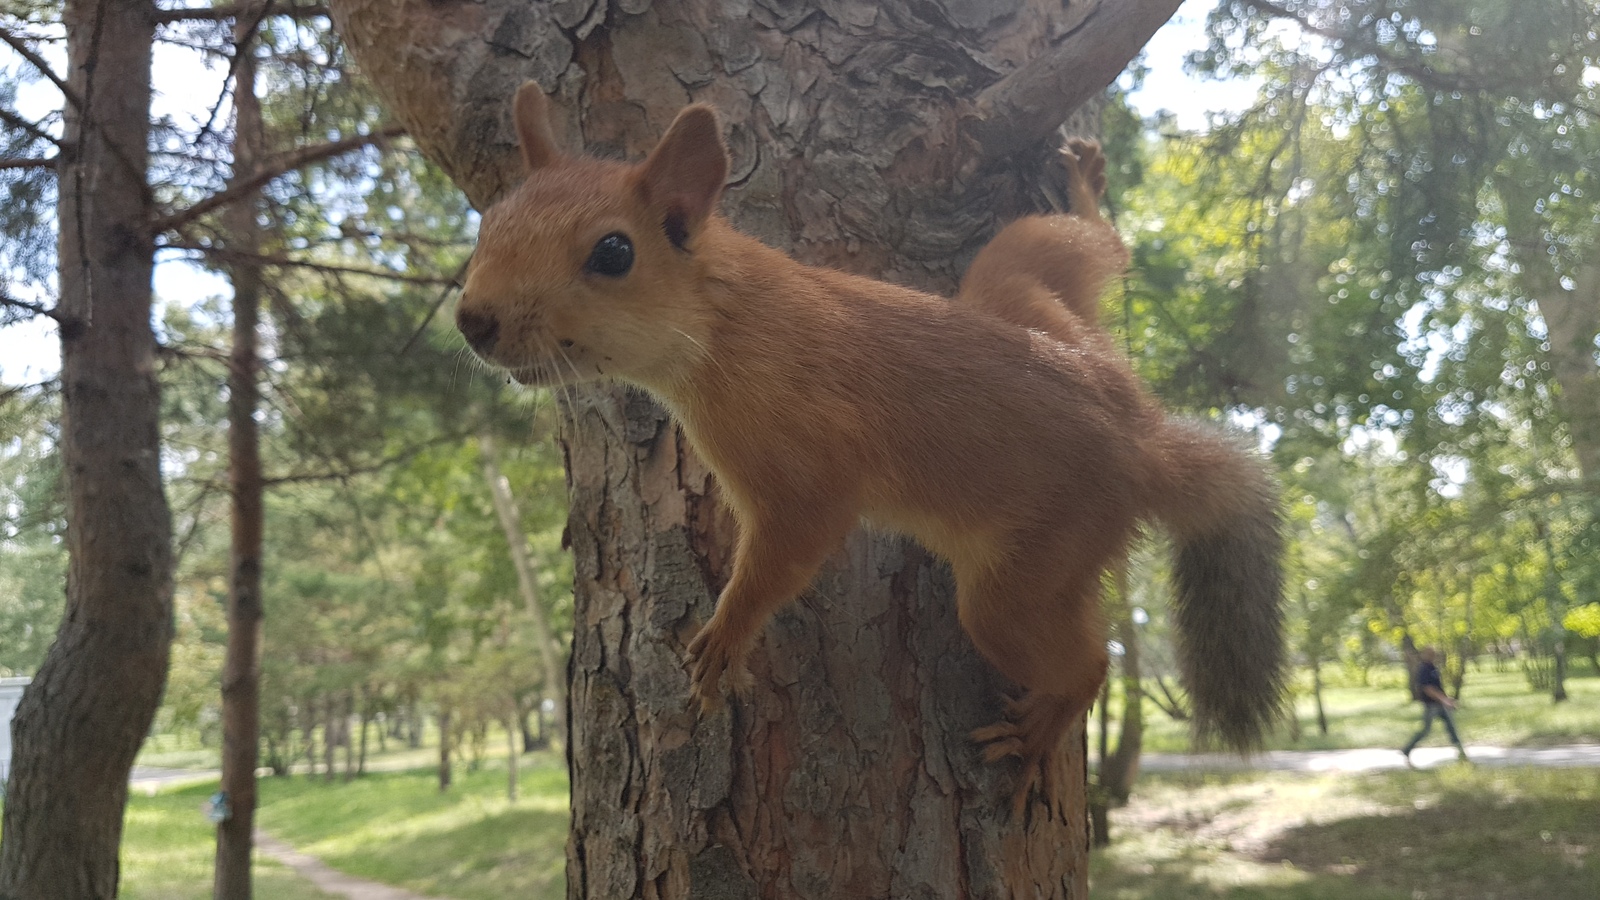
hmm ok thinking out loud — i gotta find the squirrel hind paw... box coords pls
[1060,138,1109,201]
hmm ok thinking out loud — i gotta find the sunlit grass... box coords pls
[254,755,568,900]
[119,781,335,900]
[1091,766,1600,900]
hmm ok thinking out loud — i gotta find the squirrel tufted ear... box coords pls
[513,82,562,173]
[635,105,729,248]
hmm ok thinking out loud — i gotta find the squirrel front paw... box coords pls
[686,621,755,713]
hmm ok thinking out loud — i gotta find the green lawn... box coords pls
[1102,666,1600,754]
[100,667,1597,899]
[117,754,569,900]
[254,756,568,900]
[120,782,335,900]
[1091,765,1600,900]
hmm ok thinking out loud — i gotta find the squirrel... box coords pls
[457,82,1287,806]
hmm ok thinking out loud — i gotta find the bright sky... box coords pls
[0,0,1245,388]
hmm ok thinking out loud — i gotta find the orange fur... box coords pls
[458,84,1287,810]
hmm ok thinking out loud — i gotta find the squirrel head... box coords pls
[458,82,730,390]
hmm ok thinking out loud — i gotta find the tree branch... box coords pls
[0,156,54,170]
[0,25,80,109]
[0,106,61,148]
[164,239,457,286]
[154,3,330,24]
[966,0,1183,160]
[1,291,59,321]
[153,124,405,233]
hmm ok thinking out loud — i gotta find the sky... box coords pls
[0,0,1249,388]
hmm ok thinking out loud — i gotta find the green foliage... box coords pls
[0,390,61,675]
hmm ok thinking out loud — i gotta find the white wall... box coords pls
[0,677,29,786]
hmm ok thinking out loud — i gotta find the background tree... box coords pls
[0,3,177,897]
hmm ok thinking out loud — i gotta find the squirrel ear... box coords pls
[514,82,561,173]
[636,105,728,247]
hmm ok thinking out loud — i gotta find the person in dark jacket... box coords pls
[1402,647,1468,766]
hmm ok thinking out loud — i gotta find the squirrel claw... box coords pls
[686,621,753,712]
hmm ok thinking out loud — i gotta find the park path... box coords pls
[254,830,447,900]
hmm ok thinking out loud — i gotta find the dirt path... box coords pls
[254,831,447,900]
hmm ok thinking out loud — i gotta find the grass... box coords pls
[1091,765,1600,900]
[115,754,569,899]
[253,755,568,900]
[119,781,335,900]
[96,668,1596,898]
[1101,666,1600,755]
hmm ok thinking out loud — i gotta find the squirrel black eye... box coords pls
[585,233,634,277]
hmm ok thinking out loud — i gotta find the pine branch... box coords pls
[0,24,80,109]
[0,106,61,148]
[153,124,406,233]
[966,0,1183,160]
[1,291,59,321]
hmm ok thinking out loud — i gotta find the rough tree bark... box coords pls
[0,2,175,898]
[328,2,1180,896]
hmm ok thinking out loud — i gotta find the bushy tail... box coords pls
[1143,420,1287,752]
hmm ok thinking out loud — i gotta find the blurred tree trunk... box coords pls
[215,7,268,897]
[0,2,174,898]
[329,1,1179,895]
[437,706,454,792]
[1099,569,1143,806]
[480,431,568,748]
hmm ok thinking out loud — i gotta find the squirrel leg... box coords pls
[686,508,849,712]
[1061,137,1109,221]
[958,557,1110,811]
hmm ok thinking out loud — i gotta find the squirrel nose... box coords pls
[456,309,500,355]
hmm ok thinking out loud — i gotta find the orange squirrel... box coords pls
[458,83,1286,800]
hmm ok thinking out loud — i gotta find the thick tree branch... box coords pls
[153,124,405,233]
[154,3,330,24]
[0,25,80,109]
[966,0,1183,159]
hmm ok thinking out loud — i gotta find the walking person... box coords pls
[1402,647,1468,766]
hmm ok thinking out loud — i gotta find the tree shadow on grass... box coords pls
[1260,791,1599,900]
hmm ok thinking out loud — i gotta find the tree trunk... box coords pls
[215,8,268,897]
[437,707,453,792]
[328,1,1178,895]
[324,696,338,782]
[1311,658,1328,736]
[480,431,568,748]
[304,696,319,777]
[505,713,520,803]
[357,689,372,776]
[0,3,175,898]
[1099,570,1143,806]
